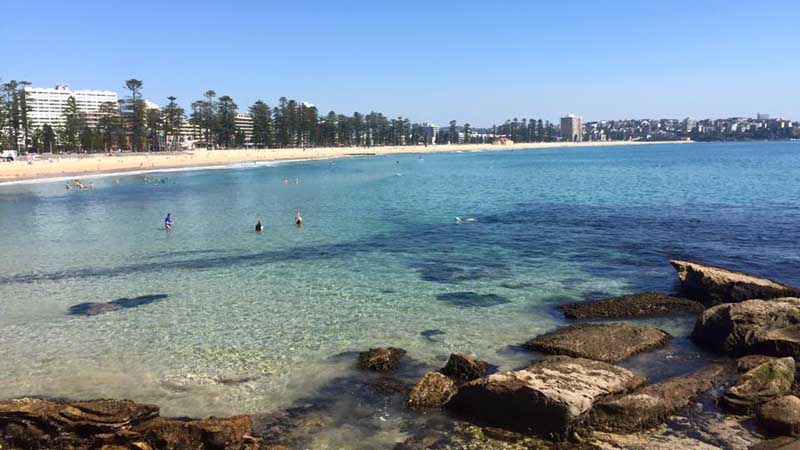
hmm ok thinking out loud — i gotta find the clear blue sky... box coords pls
[3,0,798,126]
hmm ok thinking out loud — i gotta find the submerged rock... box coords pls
[68,294,168,316]
[407,372,458,408]
[758,395,800,437]
[435,291,510,308]
[561,292,703,320]
[446,356,646,440]
[0,398,264,450]
[691,298,800,357]
[358,347,407,372]
[440,353,491,381]
[670,260,799,306]
[590,365,728,433]
[721,357,795,413]
[524,323,671,363]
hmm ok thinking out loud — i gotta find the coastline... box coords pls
[0,140,690,183]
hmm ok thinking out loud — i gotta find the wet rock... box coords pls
[721,357,796,413]
[590,365,728,432]
[407,372,458,408]
[758,395,800,437]
[68,294,168,316]
[420,329,445,340]
[358,347,407,372]
[739,355,778,373]
[446,356,646,440]
[691,298,800,357]
[133,415,256,449]
[671,260,799,306]
[524,323,671,363]
[750,436,800,450]
[440,353,491,381]
[435,291,510,308]
[561,292,703,320]
[591,430,722,450]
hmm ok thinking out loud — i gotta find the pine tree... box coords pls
[249,100,272,148]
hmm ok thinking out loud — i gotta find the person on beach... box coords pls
[165,213,173,231]
[295,212,303,226]
[255,220,264,233]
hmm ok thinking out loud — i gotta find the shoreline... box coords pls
[0,140,690,184]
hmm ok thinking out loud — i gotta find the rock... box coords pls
[524,323,671,363]
[68,294,168,316]
[406,372,458,408]
[691,298,800,357]
[721,357,796,413]
[751,436,800,450]
[440,353,491,381]
[591,430,723,450]
[446,356,646,440]
[358,347,406,372]
[739,355,778,373]
[0,398,265,450]
[758,395,800,437]
[670,260,799,306]
[590,365,728,432]
[561,292,703,320]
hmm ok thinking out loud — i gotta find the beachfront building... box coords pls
[560,114,583,142]
[420,123,438,145]
[24,85,119,130]
[235,113,254,144]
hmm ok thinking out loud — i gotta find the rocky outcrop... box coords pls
[750,436,800,450]
[446,356,646,440]
[561,292,703,320]
[670,260,798,306]
[739,355,778,373]
[758,395,800,437]
[691,298,800,357]
[0,398,265,450]
[440,353,491,381]
[406,372,458,408]
[524,323,671,363]
[358,347,406,372]
[590,365,728,433]
[721,357,796,413]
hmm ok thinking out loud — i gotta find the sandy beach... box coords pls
[0,140,691,182]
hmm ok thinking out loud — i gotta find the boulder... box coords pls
[758,395,800,437]
[590,365,727,432]
[0,398,265,450]
[691,298,800,357]
[721,357,795,413]
[670,260,798,306]
[750,436,800,450]
[524,323,671,363]
[739,355,778,373]
[561,292,703,320]
[406,372,458,408]
[440,353,491,381]
[446,356,646,440]
[358,347,406,372]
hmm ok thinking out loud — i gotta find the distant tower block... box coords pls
[560,114,583,142]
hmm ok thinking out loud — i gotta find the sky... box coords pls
[2,0,798,127]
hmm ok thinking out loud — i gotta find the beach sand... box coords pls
[0,140,691,182]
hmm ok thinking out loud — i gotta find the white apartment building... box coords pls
[24,85,119,130]
[235,113,253,143]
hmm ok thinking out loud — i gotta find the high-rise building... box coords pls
[560,114,583,142]
[24,85,119,130]
[234,113,253,144]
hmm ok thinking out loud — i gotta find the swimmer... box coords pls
[255,220,264,233]
[65,183,71,191]
[295,212,303,226]
[455,217,478,224]
[164,212,173,231]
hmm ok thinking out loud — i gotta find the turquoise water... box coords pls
[1,141,799,444]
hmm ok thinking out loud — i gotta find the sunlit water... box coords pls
[2,141,800,447]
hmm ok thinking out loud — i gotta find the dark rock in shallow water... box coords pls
[671,260,800,306]
[420,329,445,340]
[721,357,795,413]
[561,292,703,320]
[446,356,646,440]
[499,281,533,290]
[435,292,510,308]
[440,353,491,381]
[0,398,264,450]
[406,372,458,408]
[358,347,407,372]
[68,294,168,316]
[524,323,671,363]
[758,395,800,437]
[691,298,800,357]
[590,364,728,433]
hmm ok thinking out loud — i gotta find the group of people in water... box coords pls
[164,212,302,232]
[65,179,93,190]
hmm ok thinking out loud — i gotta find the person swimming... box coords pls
[295,212,303,226]
[255,220,264,232]
[165,212,173,231]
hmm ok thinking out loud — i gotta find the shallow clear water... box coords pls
[1,141,799,443]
